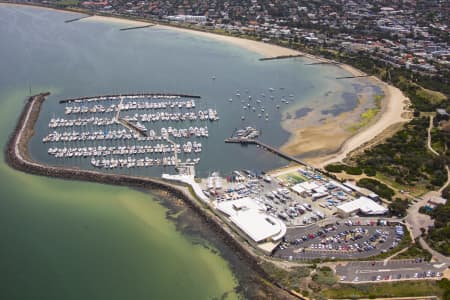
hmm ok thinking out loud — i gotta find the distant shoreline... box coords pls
[0,2,410,168]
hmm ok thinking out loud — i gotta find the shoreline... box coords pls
[0,2,410,168]
[311,79,411,167]
[4,92,300,299]
[83,15,409,168]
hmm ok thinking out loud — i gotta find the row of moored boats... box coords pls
[90,156,200,169]
[43,126,209,143]
[48,142,202,158]
[64,99,196,115]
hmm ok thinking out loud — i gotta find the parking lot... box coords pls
[272,220,405,260]
[336,259,447,282]
[202,168,357,227]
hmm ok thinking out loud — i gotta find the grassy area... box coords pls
[416,87,447,106]
[396,243,432,260]
[312,266,337,285]
[260,262,311,292]
[278,172,307,185]
[375,173,428,197]
[321,281,445,299]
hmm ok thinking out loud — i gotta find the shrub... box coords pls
[345,166,363,175]
[324,164,345,173]
[357,178,395,200]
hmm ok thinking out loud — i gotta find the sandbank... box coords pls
[311,80,411,167]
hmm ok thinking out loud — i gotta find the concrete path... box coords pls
[427,116,440,156]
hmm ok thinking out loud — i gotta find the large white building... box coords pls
[337,196,388,217]
[216,198,286,244]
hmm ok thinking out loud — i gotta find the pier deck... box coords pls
[64,15,91,23]
[335,75,370,79]
[224,137,314,169]
[305,61,341,65]
[119,24,154,31]
[259,54,304,61]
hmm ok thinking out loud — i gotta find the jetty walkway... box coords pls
[259,54,304,61]
[224,137,315,169]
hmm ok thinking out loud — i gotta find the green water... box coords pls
[0,89,239,299]
[0,4,382,299]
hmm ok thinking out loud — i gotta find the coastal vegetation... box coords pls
[357,178,395,200]
[425,200,450,256]
[351,117,448,190]
[387,198,409,217]
[324,163,363,175]
[261,262,311,293]
[311,266,336,286]
[396,241,432,260]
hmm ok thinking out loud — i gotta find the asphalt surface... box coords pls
[273,222,403,260]
[205,168,354,226]
[336,259,447,283]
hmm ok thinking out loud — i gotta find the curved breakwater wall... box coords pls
[4,93,303,300]
[59,93,202,103]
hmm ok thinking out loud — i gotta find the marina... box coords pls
[41,93,218,171]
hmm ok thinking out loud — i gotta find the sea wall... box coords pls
[59,92,201,103]
[4,93,303,300]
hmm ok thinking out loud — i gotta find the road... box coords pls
[405,164,450,264]
[336,259,446,283]
[427,116,439,156]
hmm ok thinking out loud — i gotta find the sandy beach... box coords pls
[73,13,409,168]
[85,15,153,27]
[312,81,411,167]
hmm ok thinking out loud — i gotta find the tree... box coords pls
[388,198,409,217]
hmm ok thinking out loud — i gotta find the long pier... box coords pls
[64,15,91,23]
[119,24,154,31]
[224,137,314,169]
[336,75,371,79]
[59,92,201,104]
[305,61,341,65]
[259,54,304,61]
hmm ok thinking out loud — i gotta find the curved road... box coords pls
[406,165,450,264]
